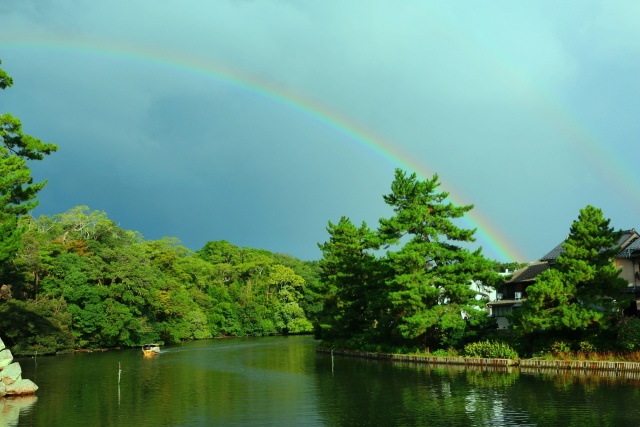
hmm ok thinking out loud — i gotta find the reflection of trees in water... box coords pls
[499,371,640,426]
[464,368,521,389]
[314,355,640,426]
[398,368,530,426]
[14,339,640,426]
[521,366,640,381]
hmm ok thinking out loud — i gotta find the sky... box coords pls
[1,0,639,262]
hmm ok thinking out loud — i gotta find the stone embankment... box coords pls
[318,348,640,373]
[0,338,38,397]
[317,348,515,367]
[518,358,640,371]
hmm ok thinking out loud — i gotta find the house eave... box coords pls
[487,299,525,307]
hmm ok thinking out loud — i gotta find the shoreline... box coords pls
[317,347,640,373]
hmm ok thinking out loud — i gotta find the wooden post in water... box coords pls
[118,362,121,407]
[331,350,334,374]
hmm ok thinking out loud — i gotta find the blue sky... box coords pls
[1,0,639,262]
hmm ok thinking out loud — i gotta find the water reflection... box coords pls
[11,338,640,426]
[520,366,640,380]
[0,395,38,427]
[315,353,640,426]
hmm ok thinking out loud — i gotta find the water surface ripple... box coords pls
[10,336,640,426]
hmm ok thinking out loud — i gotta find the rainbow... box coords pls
[2,36,529,261]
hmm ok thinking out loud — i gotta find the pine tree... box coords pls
[316,217,381,341]
[517,205,630,332]
[1,60,58,264]
[377,169,498,349]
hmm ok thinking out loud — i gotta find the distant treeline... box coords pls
[0,206,324,355]
[5,59,633,360]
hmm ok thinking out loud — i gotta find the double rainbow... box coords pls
[3,36,571,262]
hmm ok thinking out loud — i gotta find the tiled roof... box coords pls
[506,262,550,283]
[540,241,565,262]
[618,237,640,259]
[617,229,638,248]
[540,229,638,262]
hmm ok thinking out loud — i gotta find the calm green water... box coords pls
[6,335,640,426]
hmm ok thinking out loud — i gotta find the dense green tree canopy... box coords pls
[0,60,321,353]
[5,56,637,359]
[0,205,322,354]
[378,170,499,349]
[317,169,500,351]
[516,205,630,332]
[317,217,381,342]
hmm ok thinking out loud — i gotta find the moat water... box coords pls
[7,335,640,426]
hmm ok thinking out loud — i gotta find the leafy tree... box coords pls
[197,240,243,265]
[0,215,21,266]
[272,254,323,324]
[7,216,62,300]
[4,203,322,352]
[0,60,57,265]
[266,264,312,333]
[492,261,528,273]
[196,240,318,337]
[0,298,74,354]
[516,205,630,332]
[377,169,499,350]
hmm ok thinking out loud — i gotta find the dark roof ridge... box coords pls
[618,237,640,259]
[506,261,550,283]
[540,228,639,262]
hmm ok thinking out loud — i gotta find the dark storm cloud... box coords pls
[2,0,639,260]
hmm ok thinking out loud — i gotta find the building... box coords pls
[487,262,549,329]
[487,229,640,329]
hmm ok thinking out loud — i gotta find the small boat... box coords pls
[142,344,161,356]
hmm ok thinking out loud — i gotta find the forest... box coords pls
[1,60,326,355]
[3,59,638,359]
[0,58,506,356]
[0,206,323,355]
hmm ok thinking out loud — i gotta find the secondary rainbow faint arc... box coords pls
[433,10,640,213]
[3,37,526,262]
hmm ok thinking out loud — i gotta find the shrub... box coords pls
[578,340,596,353]
[550,340,572,355]
[617,316,640,351]
[430,348,459,357]
[463,340,518,359]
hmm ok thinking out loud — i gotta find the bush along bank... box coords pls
[317,338,640,373]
